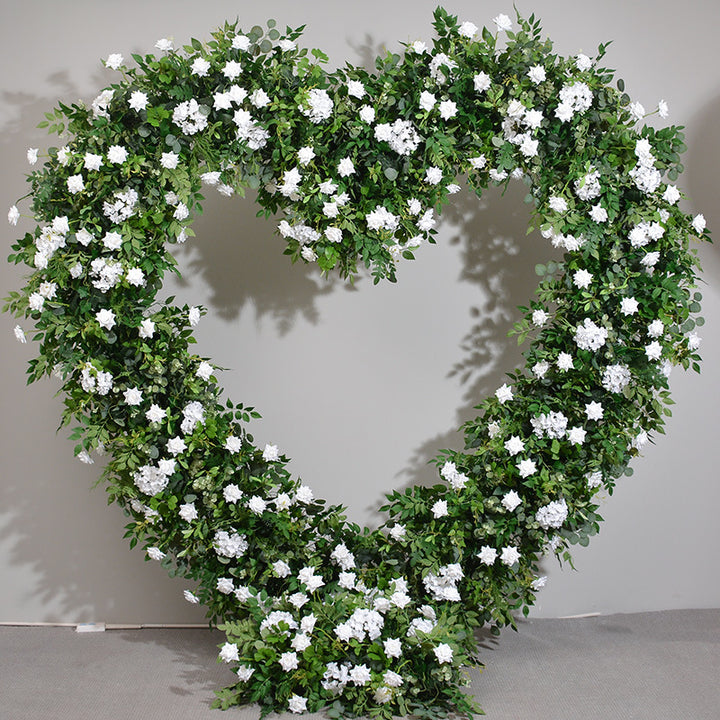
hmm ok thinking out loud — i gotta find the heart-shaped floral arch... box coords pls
[5,7,708,718]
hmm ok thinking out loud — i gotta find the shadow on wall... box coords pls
[687,93,720,268]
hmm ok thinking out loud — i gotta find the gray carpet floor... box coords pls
[1,609,718,720]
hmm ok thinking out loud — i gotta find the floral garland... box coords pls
[4,8,708,718]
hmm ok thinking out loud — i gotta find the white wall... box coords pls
[1,0,719,624]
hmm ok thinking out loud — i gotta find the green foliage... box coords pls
[3,6,709,719]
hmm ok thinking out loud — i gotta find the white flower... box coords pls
[549,196,568,213]
[298,566,325,593]
[590,204,608,222]
[585,401,604,420]
[458,21,478,37]
[384,670,404,687]
[263,443,280,461]
[102,231,123,250]
[288,695,307,714]
[107,145,128,164]
[183,590,200,604]
[190,57,211,76]
[532,575,548,591]
[349,664,372,686]
[528,65,546,83]
[167,436,187,455]
[517,458,537,478]
[232,34,251,51]
[225,435,242,454]
[500,546,521,566]
[139,318,155,339]
[13,324,27,343]
[129,91,148,111]
[272,560,291,578]
[160,152,179,169]
[248,496,266,514]
[439,100,457,120]
[57,146,71,165]
[620,297,639,316]
[411,40,427,53]
[196,361,213,381]
[533,361,549,378]
[419,91,436,111]
[567,426,586,445]
[337,157,355,177]
[278,39,296,51]
[147,547,165,561]
[646,319,664,338]
[28,292,45,312]
[692,214,707,234]
[493,14,512,32]
[219,642,239,663]
[434,643,453,664]
[688,332,702,350]
[179,503,198,521]
[279,651,299,672]
[250,89,270,108]
[587,471,603,489]
[123,387,143,406]
[223,484,243,504]
[96,309,116,330]
[473,71,491,92]
[519,135,539,157]
[645,341,663,360]
[359,105,375,123]
[574,318,608,351]
[629,101,645,121]
[8,205,20,225]
[575,54,592,71]
[38,281,57,299]
[366,205,398,232]
[174,202,189,221]
[295,485,314,504]
[495,383,513,404]
[477,546,497,565]
[661,184,680,205]
[658,99,669,118]
[602,363,631,393]
[504,436,525,456]
[297,146,315,166]
[84,152,103,171]
[154,37,173,51]
[188,306,201,326]
[105,53,124,70]
[532,309,549,326]
[502,490,522,512]
[573,269,593,290]
[199,171,221,187]
[425,167,442,185]
[300,88,334,123]
[347,80,365,98]
[77,450,93,464]
[431,499,448,518]
[67,175,84,194]
[389,523,406,541]
[291,633,311,652]
[145,404,167,424]
[383,637,402,658]
[235,665,254,683]
[536,499,569,529]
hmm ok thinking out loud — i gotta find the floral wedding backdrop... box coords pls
[4,7,708,718]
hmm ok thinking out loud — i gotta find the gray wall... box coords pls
[1,0,719,624]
